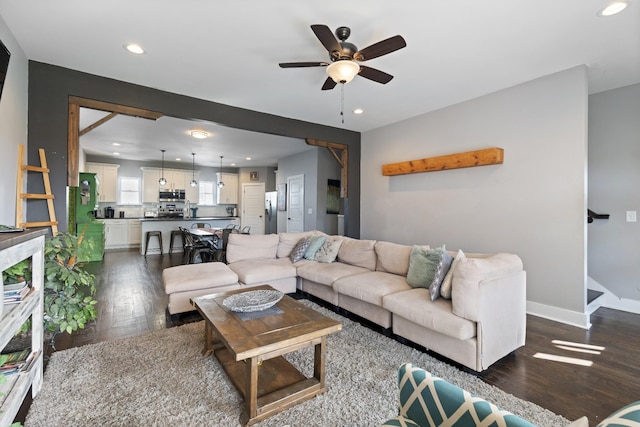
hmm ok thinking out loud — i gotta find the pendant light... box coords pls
[158,149,167,186]
[189,152,197,187]
[217,155,225,189]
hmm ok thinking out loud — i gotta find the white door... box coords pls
[287,174,304,233]
[241,183,265,234]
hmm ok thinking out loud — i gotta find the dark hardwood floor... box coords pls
[21,249,640,425]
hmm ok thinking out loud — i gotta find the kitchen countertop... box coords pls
[139,216,239,221]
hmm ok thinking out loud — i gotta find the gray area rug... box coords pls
[26,301,569,427]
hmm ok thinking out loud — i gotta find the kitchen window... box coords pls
[199,181,215,206]
[119,177,141,205]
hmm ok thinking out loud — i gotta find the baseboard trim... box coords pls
[526,301,591,329]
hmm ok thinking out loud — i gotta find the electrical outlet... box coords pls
[626,211,637,222]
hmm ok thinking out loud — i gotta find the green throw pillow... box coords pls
[407,245,447,290]
[304,235,327,260]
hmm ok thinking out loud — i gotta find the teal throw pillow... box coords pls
[304,236,327,260]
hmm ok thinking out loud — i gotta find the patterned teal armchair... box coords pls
[381,363,640,427]
[380,363,536,427]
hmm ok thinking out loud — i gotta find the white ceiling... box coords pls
[1,0,638,166]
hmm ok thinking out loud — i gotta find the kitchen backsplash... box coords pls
[95,202,236,218]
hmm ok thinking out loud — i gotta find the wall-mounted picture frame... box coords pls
[249,171,258,181]
[277,183,287,211]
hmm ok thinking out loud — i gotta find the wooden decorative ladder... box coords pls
[16,144,59,235]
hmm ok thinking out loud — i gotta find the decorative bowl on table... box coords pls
[222,289,284,312]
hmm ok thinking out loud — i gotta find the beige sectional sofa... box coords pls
[219,230,526,372]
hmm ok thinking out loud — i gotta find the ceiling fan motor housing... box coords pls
[332,26,358,61]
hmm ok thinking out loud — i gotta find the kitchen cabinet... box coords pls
[101,219,128,249]
[216,173,239,204]
[142,168,160,203]
[86,162,119,202]
[185,172,200,203]
[128,220,142,245]
[158,170,186,191]
[0,229,45,426]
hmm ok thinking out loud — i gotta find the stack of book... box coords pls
[3,281,30,305]
[0,348,39,376]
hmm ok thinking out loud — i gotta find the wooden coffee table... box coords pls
[191,285,342,426]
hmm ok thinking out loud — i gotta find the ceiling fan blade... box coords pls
[311,24,341,55]
[321,77,337,91]
[354,35,407,61]
[279,62,328,68]
[358,66,394,84]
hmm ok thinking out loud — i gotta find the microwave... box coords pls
[159,189,185,202]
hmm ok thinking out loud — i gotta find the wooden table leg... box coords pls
[314,335,327,387]
[240,356,259,426]
[202,320,214,356]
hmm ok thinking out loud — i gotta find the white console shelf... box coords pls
[0,228,46,426]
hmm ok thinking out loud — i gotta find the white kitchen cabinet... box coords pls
[142,168,160,203]
[216,173,239,204]
[86,162,119,202]
[0,229,45,426]
[102,219,128,249]
[128,220,142,245]
[158,170,186,191]
[185,172,200,203]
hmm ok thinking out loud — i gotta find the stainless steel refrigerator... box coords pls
[265,191,278,234]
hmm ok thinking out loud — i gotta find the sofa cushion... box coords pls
[277,231,313,258]
[316,237,343,263]
[383,288,476,341]
[337,237,377,270]
[226,233,279,263]
[375,241,414,276]
[162,262,238,294]
[304,235,327,260]
[227,258,296,285]
[333,271,411,306]
[296,261,370,287]
[440,249,465,299]
[289,237,310,262]
[452,253,524,320]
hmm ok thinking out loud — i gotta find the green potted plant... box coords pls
[43,231,98,335]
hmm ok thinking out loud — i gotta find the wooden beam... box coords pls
[80,112,119,136]
[69,96,163,120]
[382,147,504,176]
[68,102,80,187]
[305,138,349,198]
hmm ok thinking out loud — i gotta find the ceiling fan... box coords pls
[279,24,407,90]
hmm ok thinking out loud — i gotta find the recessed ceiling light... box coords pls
[353,108,364,115]
[112,142,121,146]
[175,158,181,161]
[246,157,252,161]
[598,1,629,16]
[124,43,145,54]
[231,163,236,166]
[113,152,120,155]
[190,130,209,139]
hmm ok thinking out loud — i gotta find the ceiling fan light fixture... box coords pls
[327,60,360,84]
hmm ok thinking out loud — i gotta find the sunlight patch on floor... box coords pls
[533,353,594,367]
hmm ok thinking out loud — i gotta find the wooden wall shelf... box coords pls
[382,147,504,176]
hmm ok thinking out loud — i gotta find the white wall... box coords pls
[588,83,640,309]
[0,15,28,226]
[361,66,589,327]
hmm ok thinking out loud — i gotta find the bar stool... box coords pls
[144,230,163,256]
[169,229,182,255]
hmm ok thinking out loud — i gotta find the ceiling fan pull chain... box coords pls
[340,84,345,124]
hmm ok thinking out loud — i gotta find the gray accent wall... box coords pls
[0,16,28,227]
[27,62,361,236]
[588,83,640,302]
[361,66,589,326]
